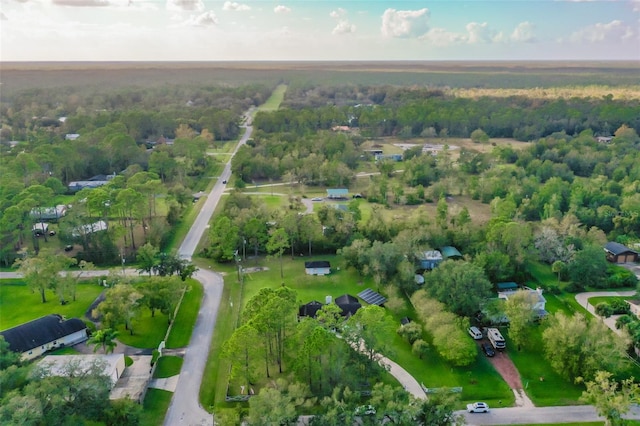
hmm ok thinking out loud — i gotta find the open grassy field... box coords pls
[153,356,183,378]
[0,279,104,330]
[3,62,639,99]
[116,306,169,349]
[258,83,287,111]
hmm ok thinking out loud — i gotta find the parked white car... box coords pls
[468,326,483,340]
[467,402,489,413]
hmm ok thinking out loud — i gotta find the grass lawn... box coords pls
[0,279,104,330]
[49,347,81,355]
[588,296,630,306]
[153,356,183,378]
[258,84,287,111]
[200,260,243,410]
[116,307,169,349]
[506,328,584,406]
[166,278,203,348]
[140,389,174,426]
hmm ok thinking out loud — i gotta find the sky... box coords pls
[1,0,639,61]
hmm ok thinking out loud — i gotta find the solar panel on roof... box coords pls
[357,288,387,306]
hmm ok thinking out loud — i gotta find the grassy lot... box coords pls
[140,389,174,426]
[166,278,203,348]
[153,356,183,378]
[49,347,81,355]
[588,296,631,306]
[116,307,169,349]
[201,254,513,408]
[258,84,287,111]
[506,328,584,406]
[0,279,104,330]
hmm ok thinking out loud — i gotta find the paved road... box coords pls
[575,290,636,335]
[164,118,254,425]
[458,404,640,425]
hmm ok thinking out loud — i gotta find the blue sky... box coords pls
[1,0,639,61]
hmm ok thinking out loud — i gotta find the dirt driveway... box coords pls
[480,341,534,407]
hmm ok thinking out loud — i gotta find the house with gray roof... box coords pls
[604,242,638,264]
[0,314,88,361]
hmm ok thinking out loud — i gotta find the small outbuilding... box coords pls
[604,242,639,264]
[440,246,463,260]
[335,294,361,317]
[418,250,443,270]
[38,354,126,388]
[304,261,331,276]
[0,314,88,361]
[298,301,324,319]
[32,222,49,236]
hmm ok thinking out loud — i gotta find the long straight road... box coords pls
[163,114,254,426]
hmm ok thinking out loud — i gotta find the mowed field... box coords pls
[2,61,639,98]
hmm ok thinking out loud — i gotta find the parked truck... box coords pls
[487,327,506,351]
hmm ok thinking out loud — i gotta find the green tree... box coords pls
[470,128,490,144]
[267,228,290,280]
[345,305,395,365]
[578,370,640,426]
[94,284,143,335]
[208,215,240,262]
[14,254,75,304]
[136,242,158,276]
[87,328,119,354]
[221,323,260,391]
[503,290,538,350]
[422,260,492,317]
[568,245,609,290]
[247,379,313,426]
[543,312,629,381]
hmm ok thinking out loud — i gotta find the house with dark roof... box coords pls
[604,242,638,264]
[298,301,324,319]
[335,294,361,317]
[304,261,331,276]
[0,314,88,361]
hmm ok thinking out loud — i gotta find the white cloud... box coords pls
[333,20,355,35]
[222,1,250,12]
[183,10,217,26]
[329,8,346,19]
[274,5,291,14]
[166,0,204,12]
[330,8,354,35]
[52,0,110,6]
[421,28,465,46]
[510,21,536,42]
[570,20,634,42]
[465,22,498,43]
[381,8,430,38]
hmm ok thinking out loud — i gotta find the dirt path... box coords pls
[485,347,534,407]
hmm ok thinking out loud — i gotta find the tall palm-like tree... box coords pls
[87,328,119,354]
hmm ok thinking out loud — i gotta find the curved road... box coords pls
[575,290,637,336]
[164,114,255,426]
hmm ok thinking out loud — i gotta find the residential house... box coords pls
[418,250,443,270]
[29,205,67,221]
[65,134,80,140]
[498,287,548,319]
[304,261,331,276]
[68,173,116,192]
[596,136,613,143]
[298,301,324,319]
[39,354,126,388]
[326,188,349,199]
[604,242,639,263]
[0,314,88,361]
[374,153,403,162]
[335,294,361,317]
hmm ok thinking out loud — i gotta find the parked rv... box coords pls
[487,327,506,351]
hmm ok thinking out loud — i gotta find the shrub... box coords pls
[595,302,613,317]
